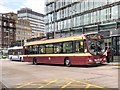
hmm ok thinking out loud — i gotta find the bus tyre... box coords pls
[10,57,12,61]
[65,58,71,67]
[33,58,37,65]
[20,57,22,62]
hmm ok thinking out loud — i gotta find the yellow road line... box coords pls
[16,80,50,86]
[43,80,49,82]
[81,81,104,88]
[85,84,91,90]
[30,84,42,86]
[16,78,109,89]
[38,79,57,88]
[66,78,105,88]
[61,81,72,88]
[16,82,32,88]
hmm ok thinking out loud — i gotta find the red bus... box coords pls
[23,33,106,66]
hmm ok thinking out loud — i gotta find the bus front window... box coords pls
[88,40,105,55]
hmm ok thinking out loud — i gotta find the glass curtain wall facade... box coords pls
[0,14,2,48]
[45,0,120,37]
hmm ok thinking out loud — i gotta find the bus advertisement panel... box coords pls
[23,34,106,66]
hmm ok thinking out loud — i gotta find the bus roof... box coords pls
[8,46,23,50]
[24,35,86,46]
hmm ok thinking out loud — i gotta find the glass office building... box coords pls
[45,0,119,35]
[45,0,120,62]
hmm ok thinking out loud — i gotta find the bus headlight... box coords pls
[100,59,102,61]
[103,58,106,61]
[88,59,92,62]
[94,59,97,62]
[85,49,87,52]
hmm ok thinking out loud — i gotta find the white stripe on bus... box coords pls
[23,53,92,57]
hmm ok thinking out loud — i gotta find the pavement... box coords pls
[1,59,119,89]
[0,82,8,90]
[106,62,120,66]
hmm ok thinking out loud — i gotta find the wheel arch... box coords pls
[33,57,37,65]
[64,57,71,66]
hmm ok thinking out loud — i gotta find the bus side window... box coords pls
[79,41,84,53]
[25,46,30,55]
[29,46,33,54]
[63,41,73,53]
[32,45,39,54]
[75,40,86,53]
[75,41,80,53]
[46,44,54,54]
[39,45,46,54]
[54,43,62,54]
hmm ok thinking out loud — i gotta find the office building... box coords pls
[16,19,32,41]
[4,12,32,43]
[17,8,45,36]
[45,0,120,61]
[0,14,2,48]
[32,32,45,38]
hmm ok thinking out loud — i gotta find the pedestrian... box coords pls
[106,47,110,63]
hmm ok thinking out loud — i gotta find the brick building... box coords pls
[0,13,16,48]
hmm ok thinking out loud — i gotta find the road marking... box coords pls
[81,81,104,88]
[16,82,33,88]
[85,84,91,90]
[16,78,109,89]
[66,78,106,89]
[43,80,49,82]
[38,79,57,88]
[29,84,42,86]
[61,81,72,88]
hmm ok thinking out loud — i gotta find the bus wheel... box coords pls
[10,57,12,61]
[20,57,22,62]
[33,58,37,65]
[64,58,71,67]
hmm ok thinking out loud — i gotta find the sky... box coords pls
[0,0,45,14]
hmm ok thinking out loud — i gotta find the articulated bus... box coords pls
[23,33,106,66]
[8,46,23,61]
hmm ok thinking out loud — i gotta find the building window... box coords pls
[80,15,84,25]
[106,7,111,21]
[80,1,84,13]
[4,22,6,26]
[0,27,1,32]
[84,0,89,11]
[101,9,107,22]
[0,21,1,26]
[89,0,94,10]
[111,6,118,20]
